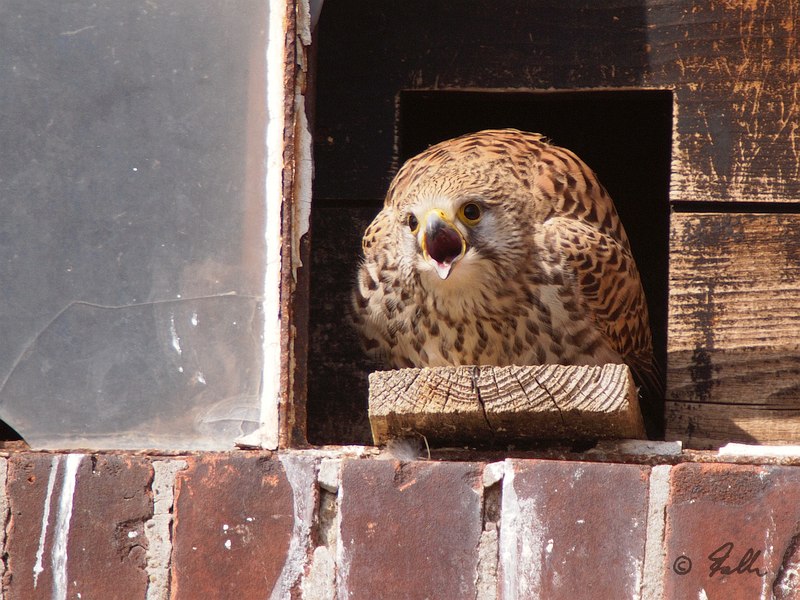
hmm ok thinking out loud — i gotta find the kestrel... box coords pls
[351,129,662,401]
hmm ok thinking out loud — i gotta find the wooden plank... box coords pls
[667,213,800,447]
[647,0,800,203]
[368,364,645,446]
[315,1,800,203]
[666,401,800,451]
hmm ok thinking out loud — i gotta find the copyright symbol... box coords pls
[673,555,692,575]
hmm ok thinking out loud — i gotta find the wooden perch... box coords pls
[368,364,645,446]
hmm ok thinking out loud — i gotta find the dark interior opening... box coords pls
[308,88,671,445]
[0,422,21,444]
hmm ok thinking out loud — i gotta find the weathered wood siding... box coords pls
[308,0,800,447]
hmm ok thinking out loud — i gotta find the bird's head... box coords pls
[376,132,544,289]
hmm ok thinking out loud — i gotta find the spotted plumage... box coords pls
[351,129,662,401]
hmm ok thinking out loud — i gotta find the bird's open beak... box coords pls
[420,209,466,280]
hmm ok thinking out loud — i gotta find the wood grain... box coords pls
[647,0,800,203]
[666,402,800,451]
[315,1,800,204]
[369,364,645,446]
[667,213,800,447]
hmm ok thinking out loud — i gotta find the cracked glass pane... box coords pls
[0,0,269,449]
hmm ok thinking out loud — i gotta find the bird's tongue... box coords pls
[426,227,463,280]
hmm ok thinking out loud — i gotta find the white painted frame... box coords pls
[242,0,315,449]
[235,0,290,450]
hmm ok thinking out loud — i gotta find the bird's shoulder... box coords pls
[541,215,649,349]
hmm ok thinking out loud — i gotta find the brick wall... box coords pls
[2,450,798,599]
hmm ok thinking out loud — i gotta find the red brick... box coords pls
[338,460,483,600]
[664,463,800,599]
[171,453,316,599]
[6,453,153,600]
[499,460,650,600]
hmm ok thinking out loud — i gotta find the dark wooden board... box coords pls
[646,0,800,203]
[667,213,800,447]
[314,0,800,204]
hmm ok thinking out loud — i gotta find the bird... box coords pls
[351,128,662,403]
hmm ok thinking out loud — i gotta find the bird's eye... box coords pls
[407,213,419,233]
[459,202,483,225]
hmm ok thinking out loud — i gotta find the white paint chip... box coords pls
[302,546,335,600]
[643,465,671,600]
[499,459,548,600]
[483,461,505,488]
[259,0,288,451]
[52,454,83,600]
[592,439,683,456]
[270,456,316,600]
[318,459,341,493]
[719,443,800,458]
[33,456,59,588]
